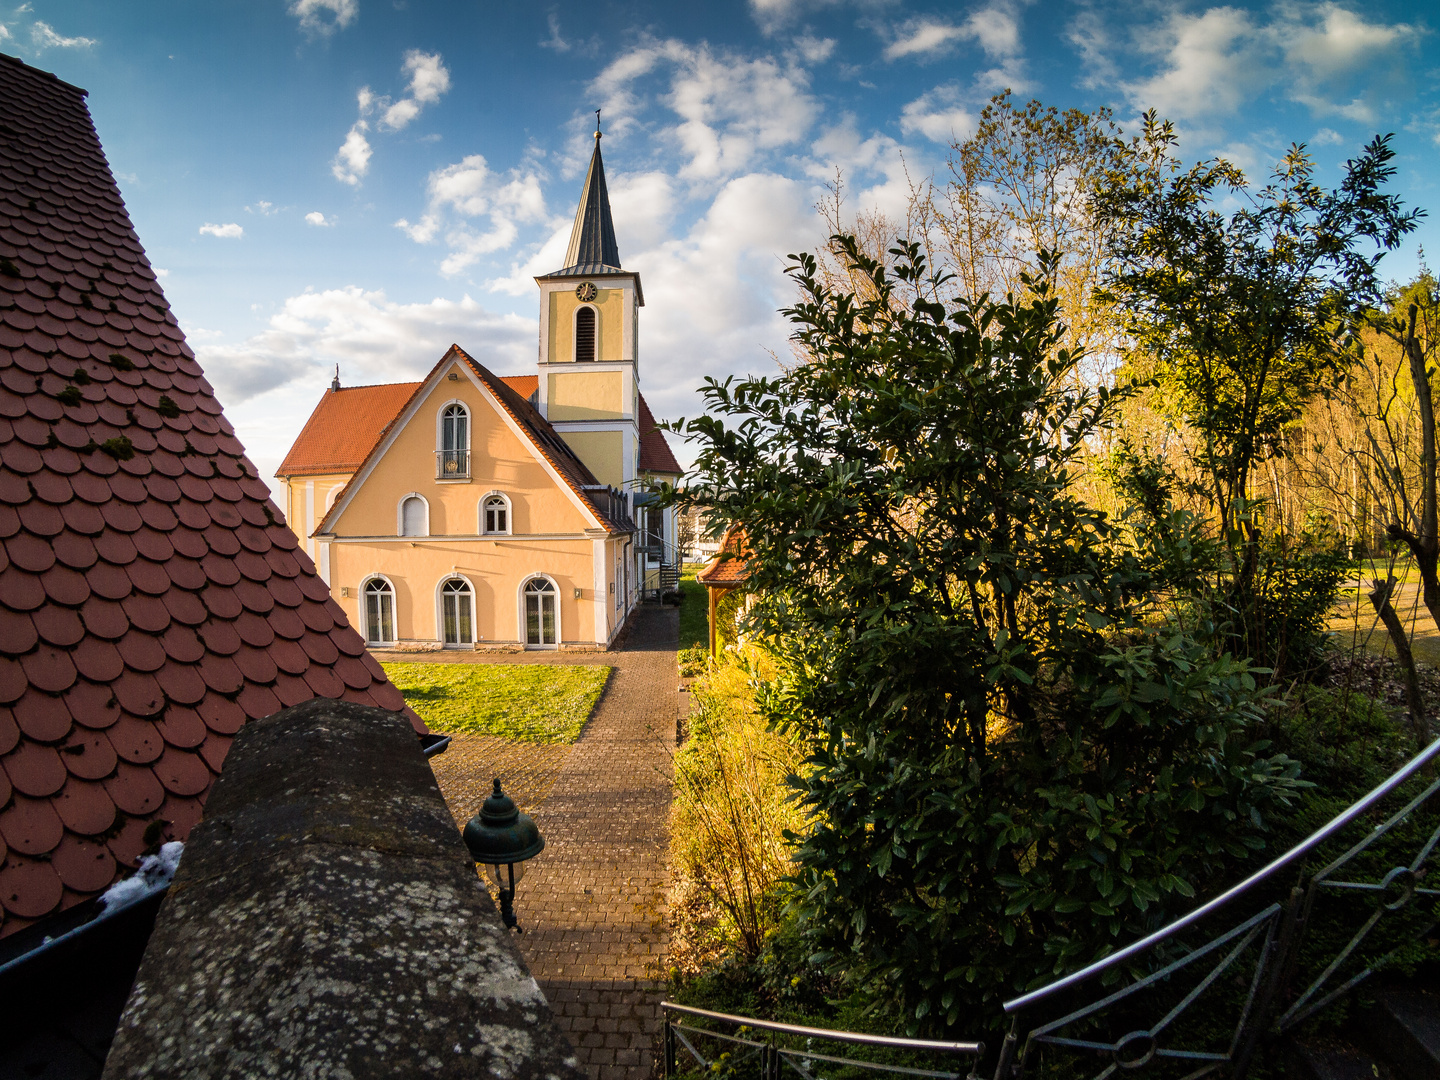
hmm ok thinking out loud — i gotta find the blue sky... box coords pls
[3,0,1436,483]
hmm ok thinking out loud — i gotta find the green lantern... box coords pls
[462,778,545,931]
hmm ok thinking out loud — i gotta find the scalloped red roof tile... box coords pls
[0,52,426,938]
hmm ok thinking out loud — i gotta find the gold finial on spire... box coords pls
[595,109,602,140]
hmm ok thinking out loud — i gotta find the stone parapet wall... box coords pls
[101,698,583,1080]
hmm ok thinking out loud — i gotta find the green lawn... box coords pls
[382,662,611,743]
[679,564,708,651]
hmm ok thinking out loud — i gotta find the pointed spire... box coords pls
[562,114,621,271]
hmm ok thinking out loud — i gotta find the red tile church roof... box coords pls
[0,53,420,938]
[276,381,422,477]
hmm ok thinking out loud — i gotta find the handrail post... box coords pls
[664,1014,675,1080]
[991,1016,1019,1080]
[1232,889,1301,1079]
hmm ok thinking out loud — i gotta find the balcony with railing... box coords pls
[436,448,470,479]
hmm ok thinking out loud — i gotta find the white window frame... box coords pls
[573,303,599,362]
[397,492,430,537]
[359,574,398,647]
[480,490,513,536]
[324,485,343,511]
[435,573,478,648]
[518,573,561,649]
[435,399,472,452]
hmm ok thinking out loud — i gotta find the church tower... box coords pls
[534,123,643,492]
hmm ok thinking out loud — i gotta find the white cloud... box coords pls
[793,35,835,64]
[332,122,372,185]
[1103,4,1418,124]
[153,268,171,279]
[404,50,450,104]
[901,85,977,144]
[289,0,356,37]
[396,154,550,275]
[332,51,450,185]
[305,211,332,226]
[199,223,244,239]
[885,3,1024,62]
[247,200,277,216]
[1278,4,1413,80]
[1312,127,1345,145]
[30,20,95,49]
[1122,7,1267,120]
[593,40,819,180]
[885,19,966,61]
[197,288,533,406]
[540,13,570,52]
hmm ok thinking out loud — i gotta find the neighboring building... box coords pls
[696,526,751,656]
[275,130,682,651]
[0,53,420,941]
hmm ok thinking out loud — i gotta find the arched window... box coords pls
[439,402,469,477]
[399,495,428,537]
[363,577,395,645]
[523,577,558,647]
[482,493,510,535]
[574,307,596,362]
[440,577,474,646]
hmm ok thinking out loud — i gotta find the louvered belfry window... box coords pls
[574,307,596,362]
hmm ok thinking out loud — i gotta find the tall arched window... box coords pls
[364,577,395,645]
[574,307,596,362]
[482,493,509,535]
[400,495,427,537]
[523,577,558,647]
[439,402,469,477]
[440,577,474,646]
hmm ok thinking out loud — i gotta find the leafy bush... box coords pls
[667,237,1307,1034]
[671,652,805,962]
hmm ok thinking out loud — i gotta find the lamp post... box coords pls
[462,778,545,931]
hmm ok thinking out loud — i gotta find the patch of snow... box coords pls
[100,841,184,912]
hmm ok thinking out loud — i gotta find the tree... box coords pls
[1095,117,1421,538]
[1307,272,1439,739]
[665,237,1302,1031]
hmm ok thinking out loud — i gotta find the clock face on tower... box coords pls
[575,282,598,302]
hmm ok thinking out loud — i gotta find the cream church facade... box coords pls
[274,132,682,650]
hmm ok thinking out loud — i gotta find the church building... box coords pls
[274,131,682,650]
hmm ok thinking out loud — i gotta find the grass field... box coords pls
[382,662,611,743]
[679,564,708,652]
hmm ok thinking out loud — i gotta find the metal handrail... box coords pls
[1003,734,1440,1015]
[662,1002,984,1055]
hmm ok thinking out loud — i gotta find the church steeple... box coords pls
[562,125,621,272]
[533,113,644,493]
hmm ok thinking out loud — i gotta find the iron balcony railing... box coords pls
[659,735,1440,1080]
[436,449,470,479]
[993,733,1440,1080]
[662,1002,984,1080]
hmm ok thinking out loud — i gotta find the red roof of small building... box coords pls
[0,53,420,938]
[696,526,749,587]
[638,394,681,476]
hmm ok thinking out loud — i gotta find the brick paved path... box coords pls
[390,605,681,1080]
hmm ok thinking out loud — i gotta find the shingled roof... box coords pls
[290,363,680,524]
[275,381,421,478]
[0,53,419,938]
[637,394,681,476]
[314,346,638,535]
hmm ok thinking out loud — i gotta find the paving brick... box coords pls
[429,605,680,1080]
